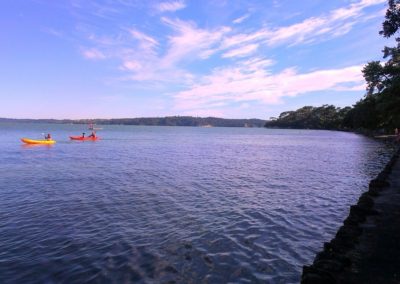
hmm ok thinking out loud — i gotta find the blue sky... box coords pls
[0,0,392,119]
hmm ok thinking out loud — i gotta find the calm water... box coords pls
[0,123,394,283]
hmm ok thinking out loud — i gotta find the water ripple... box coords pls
[0,125,395,283]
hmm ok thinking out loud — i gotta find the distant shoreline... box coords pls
[0,116,266,128]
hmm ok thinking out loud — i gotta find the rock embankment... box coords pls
[301,147,400,284]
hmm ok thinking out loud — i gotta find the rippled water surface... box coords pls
[0,123,394,283]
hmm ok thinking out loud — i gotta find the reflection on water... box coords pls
[0,123,395,283]
[21,144,54,149]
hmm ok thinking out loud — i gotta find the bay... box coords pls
[0,123,394,283]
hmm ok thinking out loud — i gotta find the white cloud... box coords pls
[129,28,159,54]
[240,57,275,70]
[155,0,186,13]
[121,60,142,71]
[174,61,365,111]
[222,43,259,58]
[221,29,269,50]
[82,48,106,60]
[220,0,386,49]
[358,0,386,7]
[111,18,230,83]
[78,0,381,91]
[233,13,250,24]
[160,17,230,66]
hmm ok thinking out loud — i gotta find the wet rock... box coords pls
[349,205,378,219]
[369,178,390,189]
[377,171,389,181]
[367,186,381,196]
[336,225,362,239]
[357,193,374,209]
[343,214,362,226]
[302,266,337,284]
[315,250,351,267]
[329,236,355,251]
[383,164,392,174]
[322,242,334,252]
[302,273,333,284]
[314,259,345,273]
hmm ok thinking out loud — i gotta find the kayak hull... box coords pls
[21,138,56,145]
[70,136,99,141]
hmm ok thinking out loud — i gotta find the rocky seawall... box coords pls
[301,145,400,283]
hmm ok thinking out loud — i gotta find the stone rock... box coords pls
[301,267,337,284]
[377,172,389,181]
[349,205,378,218]
[357,193,374,209]
[369,178,390,189]
[336,225,362,239]
[314,259,345,272]
[367,186,381,196]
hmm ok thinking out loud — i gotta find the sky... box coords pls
[0,0,393,119]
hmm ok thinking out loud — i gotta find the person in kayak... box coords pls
[44,133,51,140]
[82,132,85,138]
[88,131,96,138]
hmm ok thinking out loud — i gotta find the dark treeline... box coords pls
[266,0,400,133]
[0,116,266,128]
[265,105,351,130]
[92,117,265,127]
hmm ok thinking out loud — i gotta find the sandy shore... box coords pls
[301,146,400,283]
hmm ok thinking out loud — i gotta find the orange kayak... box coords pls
[70,136,99,141]
[21,138,56,145]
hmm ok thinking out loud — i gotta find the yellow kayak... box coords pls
[21,138,56,145]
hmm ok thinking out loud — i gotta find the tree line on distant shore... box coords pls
[266,0,400,133]
[0,116,266,128]
[88,116,265,127]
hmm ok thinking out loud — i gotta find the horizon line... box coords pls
[0,116,267,121]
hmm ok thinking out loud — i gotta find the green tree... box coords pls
[265,105,350,130]
[380,0,400,38]
[359,0,400,130]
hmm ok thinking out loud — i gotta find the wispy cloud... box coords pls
[81,48,106,60]
[160,17,230,66]
[121,60,142,71]
[155,0,186,13]
[233,13,250,24]
[116,18,231,83]
[174,60,364,111]
[76,0,381,97]
[221,0,386,49]
[264,0,385,46]
[129,28,159,55]
[222,43,258,58]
